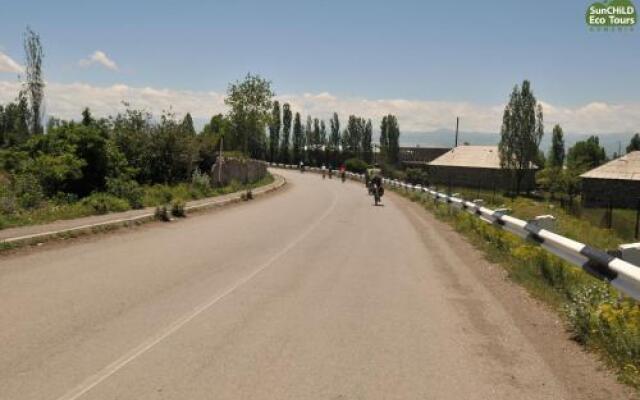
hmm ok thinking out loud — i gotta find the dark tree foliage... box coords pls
[319,120,327,146]
[224,73,273,158]
[305,115,313,148]
[81,107,94,126]
[23,27,45,135]
[181,112,196,136]
[329,113,340,149]
[345,115,366,156]
[380,114,400,164]
[292,112,303,163]
[627,133,640,153]
[549,124,565,168]
[362,119,373,163]
[0,99,30,147]
[567,135,607,172]
[499,80,544,194]
[280,103,292,163]
[268,101,281,162]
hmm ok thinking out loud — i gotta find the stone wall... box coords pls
[425,165,536,191]
[210,157,268,187]
[582,178,640,209]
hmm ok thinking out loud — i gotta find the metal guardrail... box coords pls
[269,163,640,301]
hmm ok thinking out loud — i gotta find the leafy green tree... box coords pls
[313,118,321,147]
[146,112,197,184]
[329,113,340,149]
[22,122,128,196]
[567,135,606,173]
[498,80,544,193]
[23,27,45,135]
[197,115,226,172]
[319,120,327,146]
[548,124,565,167]
[268,101,281,162]
[202,114,226,135]
[362,119,373,163]
[280,103,292,163]
[292,112,303,163]
[380,116,389,162]
[224,73,274,158]
[381,114,400,164]
[305,115,313,148]
[627,133,640,153]
[181,112,196,136]
[81,108,94,126]
[345,115,365,156]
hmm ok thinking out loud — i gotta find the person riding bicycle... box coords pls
[369,172,384,205]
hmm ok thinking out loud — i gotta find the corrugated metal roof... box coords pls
[580,151,640,181]
[429,146,503,169]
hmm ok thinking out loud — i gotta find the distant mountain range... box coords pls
[400,129,637,157]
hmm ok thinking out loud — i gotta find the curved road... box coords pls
[0,169,632,399]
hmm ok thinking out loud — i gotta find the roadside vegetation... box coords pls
[399,188,640,389]
[1,27,403,231]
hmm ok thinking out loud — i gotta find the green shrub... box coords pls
[143,184,174,206]
[106,177,144,209]
[405,168,429,186]
[344,158,369,174]
[190,168,211,195]
[13,173,44,209]
[171,199,186,217]
[0,184,17,214]
[80,193,130,215]
[154,205,171,221]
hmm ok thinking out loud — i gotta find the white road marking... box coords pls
[55,192,338,400]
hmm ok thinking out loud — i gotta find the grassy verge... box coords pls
[398,188,640,390]
[0,174,274,231]
[441,185,628,250]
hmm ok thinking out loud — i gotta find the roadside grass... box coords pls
[439,186,628,250]
[401,188,640,390]
[0,174,274,231]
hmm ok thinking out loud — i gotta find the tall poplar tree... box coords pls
[292,112,303,163]
[362,119,373,163]
[381,114,400,164]
[23,27,45,135]
[280,103,292,162]
[329,113,340,149]
[549,124,565,167]
[268,101,281,162]
[181,112,196,135]
[499,80,544,194]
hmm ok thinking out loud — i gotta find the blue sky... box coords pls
[0,0,639,135]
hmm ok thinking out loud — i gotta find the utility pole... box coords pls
[455,117,459,147]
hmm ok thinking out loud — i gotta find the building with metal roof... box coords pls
[425,145,537,191]
[580,151,640,208]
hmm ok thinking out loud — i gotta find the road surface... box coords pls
[0,169,632,400]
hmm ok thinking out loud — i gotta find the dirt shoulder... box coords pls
[390,190,637,400]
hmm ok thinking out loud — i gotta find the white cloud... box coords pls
[0,52,23,73]
[0,80,638,135]
[79,51,119,71]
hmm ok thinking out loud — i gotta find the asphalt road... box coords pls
[0,169,632,400]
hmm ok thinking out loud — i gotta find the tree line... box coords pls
[498,79,640,200]
[0,28,401,220]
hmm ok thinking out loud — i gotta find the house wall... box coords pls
[582,178,640,209]
[426,165,536,191]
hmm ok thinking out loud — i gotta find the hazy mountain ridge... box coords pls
[400,130,638,157]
